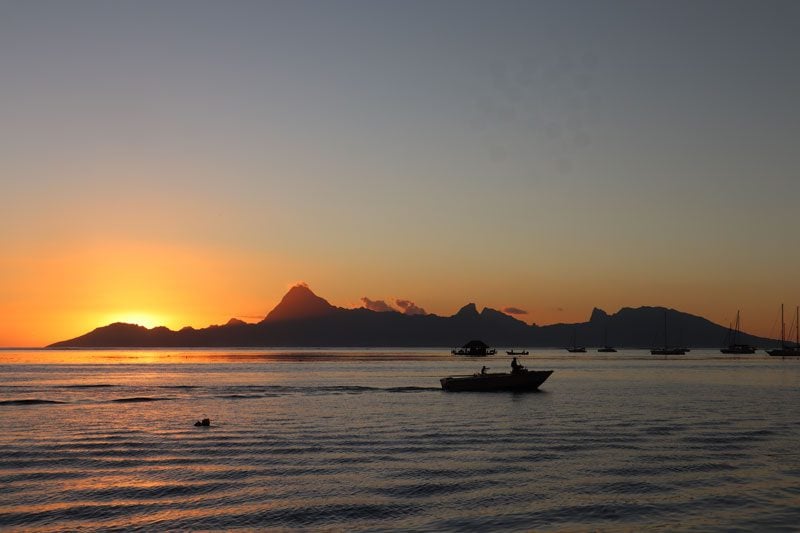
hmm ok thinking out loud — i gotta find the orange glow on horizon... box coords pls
[103,312,169,330]
[0,238,792,347]
[0,240,292,347]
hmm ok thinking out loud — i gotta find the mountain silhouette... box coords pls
[48,285,776,349]
[263,284,338,322]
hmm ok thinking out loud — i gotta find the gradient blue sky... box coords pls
[2,0,799,345]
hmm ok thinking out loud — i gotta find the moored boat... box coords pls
[506,349,529,355]
[651,347,687,356]
[566,328,585,352]
[440,369,553,392]
[651,310,687,355]
[452,340,496,356]
[597,328,617,352]
[720,310,757,354]
[767,305,800,357]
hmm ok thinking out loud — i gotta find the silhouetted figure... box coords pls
[511,357,524,374]
[481,366,488,375]
[194,418,210,427]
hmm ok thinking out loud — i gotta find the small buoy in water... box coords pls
[194,418,210,427]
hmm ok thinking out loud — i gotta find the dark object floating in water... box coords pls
[597,328,617,352]
[441,360,552,392]
[651,310,688,355]
[566,328,585,353]
[767,304,800,357]
[452,339,496,356]
[651,348,687,355]
[194,418,211,427]
[506,350,529,355]
[720,310,757,354]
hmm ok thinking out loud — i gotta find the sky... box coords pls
[1,0,799,346]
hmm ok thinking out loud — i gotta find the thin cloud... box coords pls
[396,299,426,316]
[503,307,528,315]
[361,297,396,313]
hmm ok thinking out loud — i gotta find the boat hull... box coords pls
[767,348,800,357]
[651,348,686,355]
[721,345,757,354]
[440,370,553,392]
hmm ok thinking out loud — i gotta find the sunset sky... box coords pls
[2,0,799,347]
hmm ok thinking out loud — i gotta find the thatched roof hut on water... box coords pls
[451,340,496,356]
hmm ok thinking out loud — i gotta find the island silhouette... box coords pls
[49,284,773,349]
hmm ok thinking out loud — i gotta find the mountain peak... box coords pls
[589,307,609,322]
[454,303,480,318]
[263,284,337,322]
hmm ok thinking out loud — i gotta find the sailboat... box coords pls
[566,327,586,353]
[597,327,617,352]
[651,310,686,355]
[767,305,800,357]
[720,310,757,354]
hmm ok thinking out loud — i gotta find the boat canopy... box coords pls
[462,340,489,349]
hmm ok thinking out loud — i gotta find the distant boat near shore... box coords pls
[452,340,496,356]
[597,328,617,352]
[651,311,687,355]
[566,328,586,353]
[720,310,757,354]
[767,305,800,357]
[506,349,529,355]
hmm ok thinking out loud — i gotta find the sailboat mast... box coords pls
[734,310,740,344]
[781,304,785,347]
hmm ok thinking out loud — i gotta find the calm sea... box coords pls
[1,348,799,531]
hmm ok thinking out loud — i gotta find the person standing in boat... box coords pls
[511,357,523,373]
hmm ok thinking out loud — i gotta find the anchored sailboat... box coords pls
[720,310,757,354]
[566,327,586,353]
[651,310,686,355]
[597,327,617,352]
[767,305,800,357]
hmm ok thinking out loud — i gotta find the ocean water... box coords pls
[1,348,799,531]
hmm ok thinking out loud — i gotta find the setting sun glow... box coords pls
[105,313,165,329]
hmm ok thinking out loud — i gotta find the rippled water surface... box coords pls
[1,349,799,531]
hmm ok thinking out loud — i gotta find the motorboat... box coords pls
[440,369,553,392]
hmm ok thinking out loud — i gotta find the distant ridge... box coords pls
[49,285,775,349]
